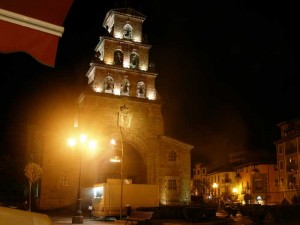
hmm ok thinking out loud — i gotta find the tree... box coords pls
[24,162,42,211]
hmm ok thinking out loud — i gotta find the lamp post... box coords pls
[117,104,131,219]
[68,133,97,224]
[110,137,124,220]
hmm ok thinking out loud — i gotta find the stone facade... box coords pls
[35,8,193,210]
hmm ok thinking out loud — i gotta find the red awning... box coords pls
[0,0,73,67]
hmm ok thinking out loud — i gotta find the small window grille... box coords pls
[168,150,176,161]
[62,173,69,186]
[168,179,177,190]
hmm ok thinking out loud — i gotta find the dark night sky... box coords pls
[1,0,300,166]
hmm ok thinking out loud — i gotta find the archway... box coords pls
[96,142,146,184]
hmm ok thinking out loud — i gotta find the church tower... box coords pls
[37,8,193,211]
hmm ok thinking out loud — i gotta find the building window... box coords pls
[224,186,229,193]
[286,157,297,172]
[287,174,296,189]
[168,150,176,161]
[62,173,69,186]
[168,179,177,190]
[254,179,263,190]
[279,160,284,171]
[202,168,206,175]
[224,174,229,183]
[278,145,283,154]
[286,141,296,154]
[246,181,250,189]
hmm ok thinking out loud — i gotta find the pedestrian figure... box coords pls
[88,205,93,219]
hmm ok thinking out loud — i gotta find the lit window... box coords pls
[94,186,103,198]
[286,157,297,172]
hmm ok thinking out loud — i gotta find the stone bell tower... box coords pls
[37,8,193,210]
[79,7,193,205]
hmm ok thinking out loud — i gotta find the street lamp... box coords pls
[232,187,237,195]
[67,133,97,224]
[116,103,131,219]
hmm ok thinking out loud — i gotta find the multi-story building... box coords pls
[205,166,237,203]
[28,7,193,210]
[234,162,279,204]
[192,163,237,203]
[192,160,280,205]
[192,162,208,196]
[275,118,300,203]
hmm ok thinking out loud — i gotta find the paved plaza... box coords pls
[49,211,236,225]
